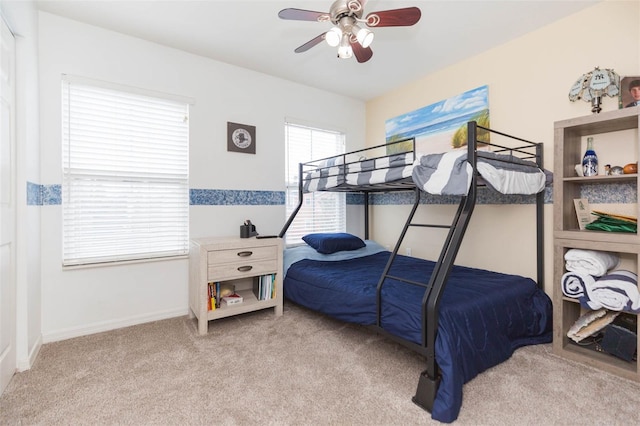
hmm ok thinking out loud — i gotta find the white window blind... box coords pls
[62,77,190,266]
[285,121,345,246]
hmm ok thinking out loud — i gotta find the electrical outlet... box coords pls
[406,247,412,256]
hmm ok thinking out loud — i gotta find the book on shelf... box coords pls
[208,282,216,311]
[574,198,592,230]
[208,282,222,310]
[253,274,276,301]
[216,282,221,308]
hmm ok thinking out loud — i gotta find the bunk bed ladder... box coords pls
[374,185,452,327]
[412,121,480,412]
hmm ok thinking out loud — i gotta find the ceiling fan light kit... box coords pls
[278,0,421,63]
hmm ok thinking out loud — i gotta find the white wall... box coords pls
[366,0,640,295]
[38,12,366,341]
[0,0,42,370]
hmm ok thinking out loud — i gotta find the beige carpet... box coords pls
[2,302,640,425]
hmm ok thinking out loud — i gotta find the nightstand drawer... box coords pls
[208,259,277,281]
[207,245,277,265]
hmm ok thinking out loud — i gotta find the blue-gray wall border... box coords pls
[370,186,554,205]
[27,181,42,205]
[27,183,61,205]
[190,189,284,205]
[23,182,634,207]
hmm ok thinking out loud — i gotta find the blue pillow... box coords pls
[302,232,366,254]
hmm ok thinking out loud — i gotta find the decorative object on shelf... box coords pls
[623,162,638,174]
[604,165,624,175]
[582,136,598,176]
[227,122,256,154]
[620,76,640,108]
[568,67,620,113]
[222,293,244,305]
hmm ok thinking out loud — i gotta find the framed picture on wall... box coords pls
[619,76,640,108]
[384,85,489,155]
[227,122,256,154]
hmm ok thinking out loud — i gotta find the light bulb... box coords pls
[325,27,342,47]
[353,24,374,48]
[338,45,353,59]
[337,33,353,59]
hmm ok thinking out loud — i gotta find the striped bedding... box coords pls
[303,149,547,196]
[412,150,547,195]
[303,152,414,192]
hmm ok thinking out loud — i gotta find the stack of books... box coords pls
[254,274,276,301]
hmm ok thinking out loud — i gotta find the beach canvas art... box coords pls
[385,85,489,155]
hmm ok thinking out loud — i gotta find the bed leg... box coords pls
[412,370,440,412]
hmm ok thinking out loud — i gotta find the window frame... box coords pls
[284,120,346,246]
[61,75,193,267]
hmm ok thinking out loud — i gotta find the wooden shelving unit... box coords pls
[553,106,640,381]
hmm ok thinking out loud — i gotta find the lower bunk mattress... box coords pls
[283,244,552,423]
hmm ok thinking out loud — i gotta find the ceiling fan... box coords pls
[278,0,421,63]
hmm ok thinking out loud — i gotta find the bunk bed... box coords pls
[278,122,553,423]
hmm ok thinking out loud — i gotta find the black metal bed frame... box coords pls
[279,121,545,413]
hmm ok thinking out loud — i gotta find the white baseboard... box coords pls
[16,334,43,372]
[41,308,189,343]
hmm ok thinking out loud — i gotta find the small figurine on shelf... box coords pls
[604,165,624,175]
[582,137,598,176]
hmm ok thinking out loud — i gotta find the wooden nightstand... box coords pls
[189,236,283,335]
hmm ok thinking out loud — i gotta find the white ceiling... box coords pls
[35,0,600,101]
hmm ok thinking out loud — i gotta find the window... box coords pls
[62,76,190,266]
[285,121,346,246]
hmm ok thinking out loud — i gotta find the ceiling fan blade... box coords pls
[350,40,373,63]
[365,7,421,27]
[278,8,329,22]
[294,33,326,53]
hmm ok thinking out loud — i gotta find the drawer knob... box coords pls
[237,265,253,272]
[237,251,253,257]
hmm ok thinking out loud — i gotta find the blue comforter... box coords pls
[284,250,552,423]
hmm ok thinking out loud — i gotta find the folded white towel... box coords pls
[583,270,640,313]
[564,249,620,277]
[561,272,595,299]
